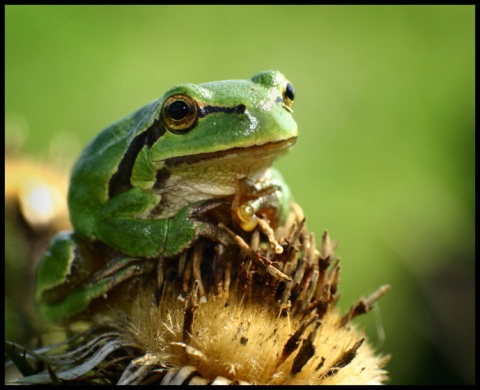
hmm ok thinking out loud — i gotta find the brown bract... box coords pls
[7,202,390,385]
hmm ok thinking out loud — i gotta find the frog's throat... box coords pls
[162,137,297,168]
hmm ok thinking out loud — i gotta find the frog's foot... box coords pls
[90,256,155,286]
[233,201,282,255]
[39,256,155,322]
[85,257,156,312]
[218,223,291,283]
[232,177,281,230]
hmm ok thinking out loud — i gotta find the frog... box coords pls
[35,70,298,322]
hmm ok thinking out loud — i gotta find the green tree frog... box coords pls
[35,70,298,322]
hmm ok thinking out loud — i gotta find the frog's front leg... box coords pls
[95,187,170,258]
[96,187,233,259]
[232,168,292,232]
[36,232,155,322]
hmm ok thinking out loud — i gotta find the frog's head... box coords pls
[147,70,298,168]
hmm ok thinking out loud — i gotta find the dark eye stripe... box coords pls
[199,104,247,117]
[108,119,165,198]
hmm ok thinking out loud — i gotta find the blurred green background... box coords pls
[5,5,474,385]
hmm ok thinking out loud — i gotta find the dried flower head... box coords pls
[6,203,390,385]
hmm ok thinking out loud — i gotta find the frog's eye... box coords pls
[282,82,295,109]
[162,94,198,133]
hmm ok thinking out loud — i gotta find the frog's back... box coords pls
[68,100,161,240]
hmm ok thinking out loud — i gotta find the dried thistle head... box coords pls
[7,203,390,385]
[117,285,390,385]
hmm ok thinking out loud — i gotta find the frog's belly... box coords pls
[153,138,294,218]
[158,182,234,218]
[156,166,268,219]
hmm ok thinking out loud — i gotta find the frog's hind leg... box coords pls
[40,256,156,321]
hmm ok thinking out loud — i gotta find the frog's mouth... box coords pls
[164,137,297,168]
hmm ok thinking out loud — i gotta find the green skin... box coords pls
[36,70,298,322]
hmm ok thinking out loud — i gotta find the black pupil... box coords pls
[168,100,190,120]
[285,83,295,101]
